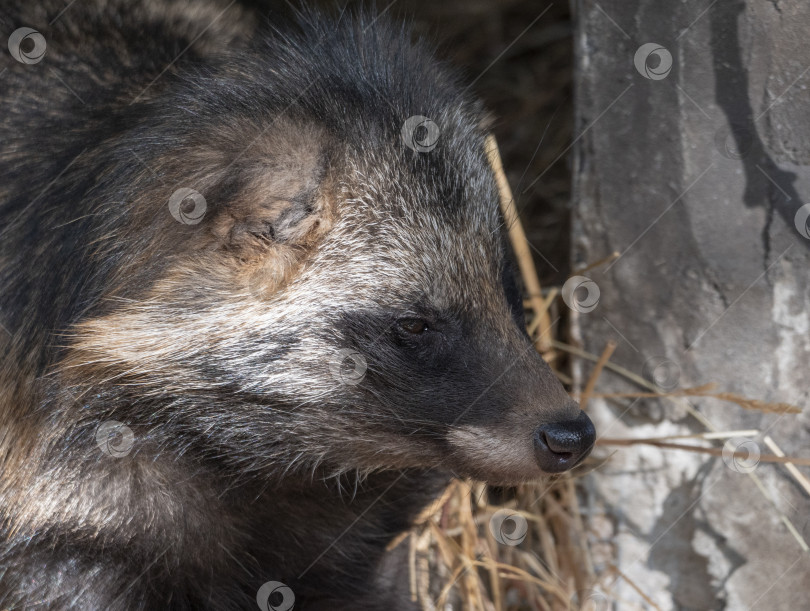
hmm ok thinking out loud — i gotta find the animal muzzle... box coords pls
[532,410,596,473]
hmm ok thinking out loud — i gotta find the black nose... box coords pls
[533,411,596,473]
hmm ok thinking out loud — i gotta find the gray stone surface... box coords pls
[570,1,810,608]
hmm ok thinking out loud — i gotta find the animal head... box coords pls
[57,12,595,484]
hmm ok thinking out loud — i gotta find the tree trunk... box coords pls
[571,0,810,608]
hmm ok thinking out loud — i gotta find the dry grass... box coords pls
[396,477,597,611]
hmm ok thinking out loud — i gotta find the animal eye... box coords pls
[398,318,429,334]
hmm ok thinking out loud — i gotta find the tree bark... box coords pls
[571,0,810,608]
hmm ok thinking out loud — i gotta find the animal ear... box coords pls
[208,125,336,263]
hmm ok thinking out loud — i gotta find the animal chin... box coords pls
[445,426,551,484]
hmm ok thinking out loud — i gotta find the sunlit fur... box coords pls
[0,1,580,609]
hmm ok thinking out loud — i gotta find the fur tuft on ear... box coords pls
[203,122,337,297]
[210,123,334,256]
[86,122,340,306]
